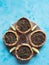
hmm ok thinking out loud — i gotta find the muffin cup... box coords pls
[15,43,33,61]
[3,30,18,46]
[16,18,31,34]
[29,30,46,48]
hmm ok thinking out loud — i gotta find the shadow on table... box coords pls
[16,59,29,64]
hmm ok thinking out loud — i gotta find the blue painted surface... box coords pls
[0,0,49,65]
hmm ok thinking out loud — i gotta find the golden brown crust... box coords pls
[15,43,33,61]
[3,30,18,46]
[16,18,32,34]
[29,30,46,48]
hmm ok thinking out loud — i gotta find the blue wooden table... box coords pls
[0,0,49,65]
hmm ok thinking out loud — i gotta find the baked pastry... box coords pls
[3,17,46,61]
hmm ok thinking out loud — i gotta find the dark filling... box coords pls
[19,35,26,43]
[17,46,31,59]
[17,18,31,32]
[4,32,17,44]
[31,31,45,45]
